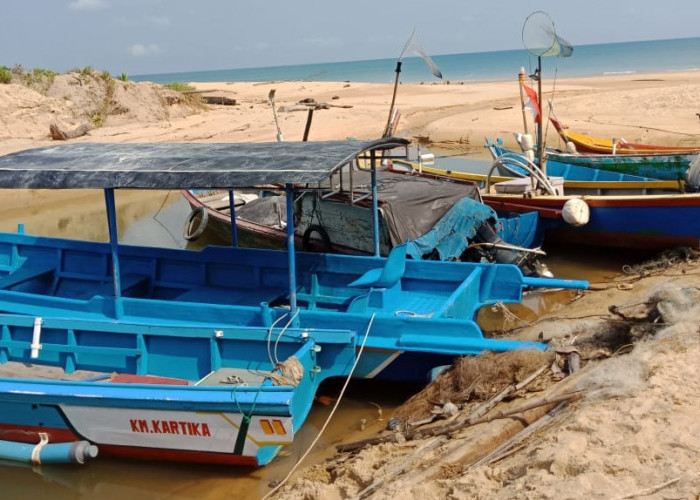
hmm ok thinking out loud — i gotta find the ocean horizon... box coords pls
[133,37,700,85]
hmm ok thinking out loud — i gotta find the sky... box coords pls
[3,0,700,77]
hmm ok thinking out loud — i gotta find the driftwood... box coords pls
[49,123,90,140]
[278,103,353,113]
[357,436,447,499]
[335,431,399,453]
[336,364,549,453]
[353,370,578,497]
[614,477,681,500]
[201,96,237,106]
[468,364,548,421]
[389,392,585,489]
[468,400,571,468]
[408,390,584,440]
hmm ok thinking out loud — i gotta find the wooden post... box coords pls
[302,108,314,141]
[518,67,529,135]
[382,61,402,137]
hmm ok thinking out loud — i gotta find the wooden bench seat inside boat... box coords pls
[0,263,55,290]
[292,243,477,317]
[80,273,151,298]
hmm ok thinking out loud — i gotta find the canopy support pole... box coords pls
[370,149,380,256]
[103,188,124,319]
[382,61,402,137]
[228,190,238,247]
[285,184,298,322]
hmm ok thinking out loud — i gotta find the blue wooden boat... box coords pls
[0,139,587,467]
[181,167,547,277]
[487,139,696,182]
[486,140,658,182]
[544,148,696,181]
[474,144,700,249]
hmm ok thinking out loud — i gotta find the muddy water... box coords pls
[0,189,655,499]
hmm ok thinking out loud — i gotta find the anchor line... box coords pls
[263,313,377,499]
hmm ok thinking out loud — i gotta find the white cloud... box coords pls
[129,44,162,57]
[68,0,107,11]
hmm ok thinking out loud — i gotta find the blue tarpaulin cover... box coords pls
[406,197,496,260]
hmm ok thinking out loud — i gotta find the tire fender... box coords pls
[183,207,209,241]
[302,225,331,252]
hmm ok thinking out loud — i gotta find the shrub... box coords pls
[164,81,195,92]
[0,66,11,84]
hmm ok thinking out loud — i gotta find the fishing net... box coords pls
[522,11,573,58]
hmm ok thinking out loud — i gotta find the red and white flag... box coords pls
[522,84,541,123]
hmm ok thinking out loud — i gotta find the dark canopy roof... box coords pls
[0,138,409,189]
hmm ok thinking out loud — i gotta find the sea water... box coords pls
[133,37,700,84]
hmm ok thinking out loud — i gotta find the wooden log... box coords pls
[201,96,237,106]
[336,364,550,453]
[391,365,598,488]
[468,400,570,467]
[278,103,352,113]
[49,123,90,140]
[407,390,584,440]
[394,393,584,488]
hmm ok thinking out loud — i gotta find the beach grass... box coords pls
[164,81,196,92]
[0,67,10,84]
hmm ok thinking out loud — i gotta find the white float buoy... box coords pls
[562,198,590,226]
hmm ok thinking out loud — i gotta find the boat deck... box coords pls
[0,361,275,388]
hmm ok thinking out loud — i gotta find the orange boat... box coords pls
[550,116,700,155]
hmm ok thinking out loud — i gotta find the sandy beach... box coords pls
[1,70,700,498]
[4,71,700,156]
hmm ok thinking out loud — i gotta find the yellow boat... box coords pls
[550,116,700,155]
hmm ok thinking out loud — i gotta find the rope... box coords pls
[493,301,533,332]
[273,309,300,365]
[266,312,289,367]
[231,378,266,455]
[263,313,377,500]
[151,191,182,247]
[541,66,559,150]
[467,241,546,256]
[234,310,297,441]
[622,247,700,277]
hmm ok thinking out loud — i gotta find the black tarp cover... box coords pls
[0,138,409,189]
[345,170,484,249]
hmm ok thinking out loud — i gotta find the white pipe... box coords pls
[30,317,43,359]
